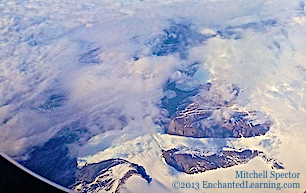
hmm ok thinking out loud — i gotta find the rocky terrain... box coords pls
[162,147,284,174]
[71,159,152,193]
[165,84,273,138]
[161,84,281,174]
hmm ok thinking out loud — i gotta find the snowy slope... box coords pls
[1,0,306,192]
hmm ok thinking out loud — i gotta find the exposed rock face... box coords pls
[167,105,272,138]
[259,154,285,170]
[162,84,283,175]
[166,84,273,138]
[163,148,259,174]
[71,159,151,193]
[162,147,284,174]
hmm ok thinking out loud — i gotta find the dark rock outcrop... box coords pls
[71,159,151,193]
[162,147,284,174]
[167,104,272,138]
[163,148,259,174]
[166,84,273,138]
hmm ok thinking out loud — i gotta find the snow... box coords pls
[0,0,306,192]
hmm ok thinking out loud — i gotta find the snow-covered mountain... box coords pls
[1,0,306,192]
[72,159,151,193]
[166,84,273,138]
[162,147,284,174]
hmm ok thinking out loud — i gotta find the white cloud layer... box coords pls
[1,0,306,192]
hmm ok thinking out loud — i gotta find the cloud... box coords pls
[1,0,306,191]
